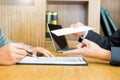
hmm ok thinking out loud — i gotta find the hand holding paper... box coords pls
[51,26,93,36]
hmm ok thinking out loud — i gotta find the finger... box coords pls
[40,50,53,57]
[33,47,52,57]
[43,49,55,57]
[81,39,93,47]
[76,43,83,48]
[37,51,51,57]
[76,22,85,26]
[13,53,26,59]
[46,50,55,57]
[63,48,88,57]
[71,22,85,28]
[14,49,28,55]
[15,58,26,64]
[9,53,26,64]
[32,47,55,57]
[63,49,81,55]
[72,33,81,37]
[71,24,79,28]
[12,43,31,52]
[70,23,76,27]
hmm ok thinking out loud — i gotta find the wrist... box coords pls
[80,31,86,36]
[99,49,111,61]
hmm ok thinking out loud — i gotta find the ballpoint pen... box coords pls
[26,51,37,58]
[26,51,33,57]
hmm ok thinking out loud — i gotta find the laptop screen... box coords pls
[47,24,68,50]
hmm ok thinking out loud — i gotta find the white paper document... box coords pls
[51,26,93,36]
[18,56,87,65]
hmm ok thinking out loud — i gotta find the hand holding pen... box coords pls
[19,43,54,57]
[0,43,33,65]
[1,42,55,65]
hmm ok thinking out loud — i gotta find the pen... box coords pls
[26,51,33,57]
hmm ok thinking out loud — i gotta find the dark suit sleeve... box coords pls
[79,30,120,50]
[110,47,120,66]
[78,30,120,66]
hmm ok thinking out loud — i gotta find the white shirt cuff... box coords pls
[81,30,89,39]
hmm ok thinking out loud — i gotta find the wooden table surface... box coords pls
[0,41,120,80]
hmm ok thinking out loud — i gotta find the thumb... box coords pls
[76,43,83,48]
[63,48,83,55]
[81,39,92,47]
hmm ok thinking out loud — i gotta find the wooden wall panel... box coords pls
[0,0,46,47]
[0,0,34,5]
[88,0,100,33]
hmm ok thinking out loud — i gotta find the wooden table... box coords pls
[0,42,120,80]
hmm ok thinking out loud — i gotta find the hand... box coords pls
[31,47,54,57]
[71,22,86,37]
[0,43,31,65]
[63,39,111,61]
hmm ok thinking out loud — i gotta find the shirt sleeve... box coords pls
[0,28,12,47]
[81,30,89,39]
[110,47,120,66]
[78,30,89,42]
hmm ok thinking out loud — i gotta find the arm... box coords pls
[81,30,120,66]
[0,28,54,65]
[81,30,120,50]
[64,39,120,66]
[71,22,120,50]
[63,39,111,61]
[70,22,120,66]
[79,30,120,66]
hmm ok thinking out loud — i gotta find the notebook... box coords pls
[47,24,75,53]
[18,56,87,66]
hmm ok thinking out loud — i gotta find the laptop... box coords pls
[47,24,75,53]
